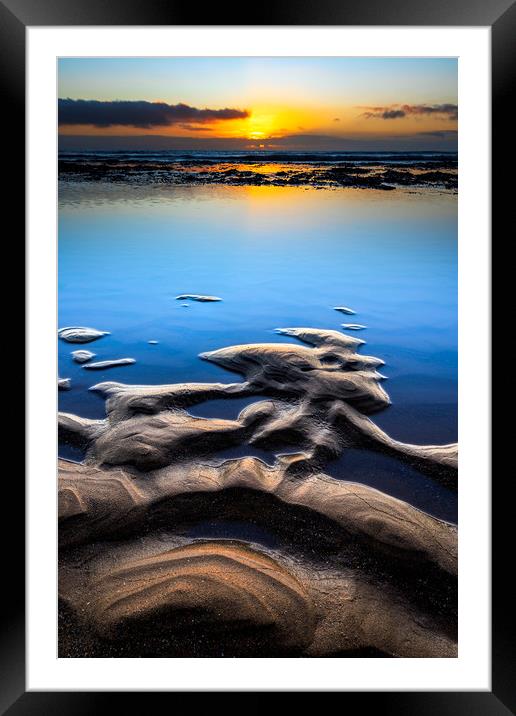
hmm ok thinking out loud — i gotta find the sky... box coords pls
[58,57,458,151]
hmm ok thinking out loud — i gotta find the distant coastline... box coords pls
[59,150,458,191]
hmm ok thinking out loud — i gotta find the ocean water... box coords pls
[59,149,457,166]
[58,181,457,521]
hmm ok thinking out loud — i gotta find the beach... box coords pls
[58,152,458,657]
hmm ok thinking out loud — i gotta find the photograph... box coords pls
[56,56,459,659]
[0,0,502,702]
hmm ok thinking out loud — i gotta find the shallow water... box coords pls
[58,182,457,521]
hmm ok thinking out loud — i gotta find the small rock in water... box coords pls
[58,377,71,390]
[334,306,356,315]
[58,326,110,344]
[148,340,159,345]
[83,358,136,370]
[72,349,95,363]
[181,304,189,308]
[175,294,222,302]
[342,323,367,330]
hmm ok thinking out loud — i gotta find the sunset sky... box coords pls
[58,57,457,151]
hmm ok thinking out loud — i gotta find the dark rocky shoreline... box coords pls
[59,154,458,191]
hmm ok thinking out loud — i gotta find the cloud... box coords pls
[58,98,249,128]
[362,103,458,120]
[381,109,406,119]
[179,124,213,131]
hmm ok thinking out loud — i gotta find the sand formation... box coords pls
[83,358,136,370]
[71,349,96,363]
[58,326,110,343]
[175,294,222,302]
[58,325,458,657]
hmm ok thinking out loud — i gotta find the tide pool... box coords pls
[58,182,457,521]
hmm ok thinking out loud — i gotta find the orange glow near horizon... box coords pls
[59,103,335,140]
[58,102,457,142]
[58,58,458,150]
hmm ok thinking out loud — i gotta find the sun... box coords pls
[245,112,276,141]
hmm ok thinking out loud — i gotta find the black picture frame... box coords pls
[3,0,508,710]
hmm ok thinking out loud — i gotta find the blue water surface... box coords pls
[58,182,457,521]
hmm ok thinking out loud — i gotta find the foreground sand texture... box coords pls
[58,327,457,657]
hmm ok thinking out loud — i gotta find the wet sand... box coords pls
[59,325,457,657]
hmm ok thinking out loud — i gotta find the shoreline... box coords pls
[58,151,458,191]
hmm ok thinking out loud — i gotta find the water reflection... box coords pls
[58,182,457,520]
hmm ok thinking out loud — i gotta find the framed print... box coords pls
[3,0,510,709]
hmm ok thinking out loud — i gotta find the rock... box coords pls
[58,153,457,193]
[58,327,110,344]
[334,306,355,315]
[83,358,136,370]
[58,377,71,390]
[71,349,95,363]
[147,340,159,345]
[175,294,222,302]
[342,323,367,330]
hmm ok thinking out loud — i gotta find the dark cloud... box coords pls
[362,107,407,120]
[403,103,458,120]
[362,103,458,120]
[179,124,213,131]
[382,109,406,119]
[58,98,249,128]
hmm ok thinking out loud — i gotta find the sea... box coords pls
[58,150,457,522]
